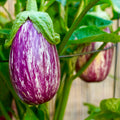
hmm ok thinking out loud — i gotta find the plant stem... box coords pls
[64,3,69,31]
[58,0,100,55]
[26,0,38,11]
[57,78,73,120]
[55,43,107,120]
[0,101,11,120]
[74,0,84,21]
[2,6,13,21]
[39,0,45,11]
[53,75,73,120]
[43,0,56,11]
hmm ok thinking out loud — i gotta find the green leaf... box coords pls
[23,107,38,120]
[5,11,60,48]
[0,12,9,26]
[0,64,12,115]
[112,9,120,20]
[0,29,11,35]
[111,0,120,13]
[0,0,7,6]
[100,98,120,114]
[0,46,12,115]
[0,38,5,45]
[15,0,22,16]
[79,14,113,28]
[16,101,26,120]
[95,111,120,120]
[67,26,120,45]
[96,0,111,5]
[19,0,26,10]
[37,104,49,120]
[84,103,101,114]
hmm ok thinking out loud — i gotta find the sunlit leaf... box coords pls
[111,0,120,13]
[67,26,120,45]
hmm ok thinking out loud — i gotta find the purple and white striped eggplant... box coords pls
[75,28,114,82]
[9,20,60,104]
[76,42,114,82]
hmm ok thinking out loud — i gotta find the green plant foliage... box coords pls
[0,29,11,35]
[111,0,120,13]
[15,0,22,15]
[37,104,49,120]
[100,98,120,114]
[0,0,7,6]
[67,26,119,45]
[0,46,12,115]
[78,14,113,28]
[84,103,101,114]
[96,0,111,5]
[23,108,39,120]
[1,0,120,120]
[85,98,120,120]
[0,13,9,27]
[56,0,67,6]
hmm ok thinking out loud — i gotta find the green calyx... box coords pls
[5,11,60,48]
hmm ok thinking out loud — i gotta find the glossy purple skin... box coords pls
[9,20,60,104]
[76,42,114,82]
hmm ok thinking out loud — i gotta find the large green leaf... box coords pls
[78,14,113,28]
[67,26,119,45]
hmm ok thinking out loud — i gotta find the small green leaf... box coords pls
[84,103,101,114]
[23,107,38,120]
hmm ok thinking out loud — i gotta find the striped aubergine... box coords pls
[76,42,114,82]
[9,20,60,104]
[75,28,114,82]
